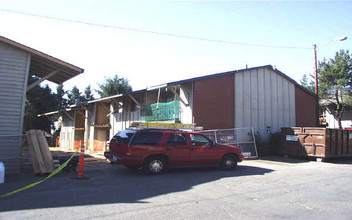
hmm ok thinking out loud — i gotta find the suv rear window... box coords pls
[167,133,187,146]
[131,132,163,145]
[111,130,136,145]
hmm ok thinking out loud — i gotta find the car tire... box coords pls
[124,165,140,170]
[220,154,238,170]
[143,156,167,175]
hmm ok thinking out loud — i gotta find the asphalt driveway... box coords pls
[0,157,351,219]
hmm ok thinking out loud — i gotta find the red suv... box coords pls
[104,129,244,174]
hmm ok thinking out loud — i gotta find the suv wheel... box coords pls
[144,156,167,174]
[220,154,238,170]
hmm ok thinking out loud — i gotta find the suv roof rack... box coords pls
[130,122,203,131]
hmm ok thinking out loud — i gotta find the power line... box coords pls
[0,8,311,50]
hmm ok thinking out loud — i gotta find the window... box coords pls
[190,134,212,146]
[131,132,163,145]
[167,133,187,146]
[111,130,136,145]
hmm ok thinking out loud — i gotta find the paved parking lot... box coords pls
[0,157,351,219]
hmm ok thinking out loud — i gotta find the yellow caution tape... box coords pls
[0,152,77,198]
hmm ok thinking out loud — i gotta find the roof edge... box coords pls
[167,65,273,86]
[167,64,316,98]
[0,35,84,73]
[271,67,317,98]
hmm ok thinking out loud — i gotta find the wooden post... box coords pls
[84,108,89,152]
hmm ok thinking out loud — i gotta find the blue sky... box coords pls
[0,0,351,95]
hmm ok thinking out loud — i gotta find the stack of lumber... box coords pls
[26,130,54,174]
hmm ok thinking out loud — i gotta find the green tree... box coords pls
[67,85,84,105]
[97,75,132,98]
[56,84,68,110]
[300,74,315,93]
[23,99,36,132]
[318,49,352,128]
[24,77,57,132]
[84,85,94,102]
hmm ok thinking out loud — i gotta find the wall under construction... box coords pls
[55,65,317,153]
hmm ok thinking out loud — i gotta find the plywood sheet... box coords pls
[26,130,54,174]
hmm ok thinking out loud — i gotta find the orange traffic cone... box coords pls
[72,141,89,180]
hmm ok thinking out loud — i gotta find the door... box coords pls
[189,133,223,164]
[165,133,191,164]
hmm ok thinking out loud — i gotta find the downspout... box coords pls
[192,81,195,123]
[157,88,161,109]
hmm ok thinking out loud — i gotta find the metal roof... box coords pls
[0,35,84,84]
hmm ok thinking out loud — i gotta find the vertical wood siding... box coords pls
[89,103,96,151]
[0,41,30,175]
[295,85,318,126]
[59,113,75,151]
[193,74,234,130]
[235,67,295,141]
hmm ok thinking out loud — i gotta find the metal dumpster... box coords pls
[280,127,352,160]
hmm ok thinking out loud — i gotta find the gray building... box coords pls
[0,36,83,175]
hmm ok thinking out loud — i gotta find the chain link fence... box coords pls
[200,127,258,159]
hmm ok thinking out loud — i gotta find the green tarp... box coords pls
[141,100,180,122]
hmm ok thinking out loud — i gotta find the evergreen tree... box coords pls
[68,86,84,105]
[97,75,132,98]
[56,84,68,110]
[300,74,315,93]
[84,85,94,102]
[318,49,352,128]
[25,78,57,132]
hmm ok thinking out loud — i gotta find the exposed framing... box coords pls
[171,86,189,107]
[27,69,61,91]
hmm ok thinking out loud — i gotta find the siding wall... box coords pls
[295,85,318,126]
[0,41,30,175]
[325,109,352,129]
[59,112,75,151]
[112,109,140,136]
[88,103,96,150]
[235,67,296,141]
[193,74,235,130]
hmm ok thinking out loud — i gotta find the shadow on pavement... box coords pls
[323,158,352,164]
[258,156,312,164]
[0,163,273,212]
[258,156,352,165]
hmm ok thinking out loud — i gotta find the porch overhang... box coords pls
[0,35,84,89]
